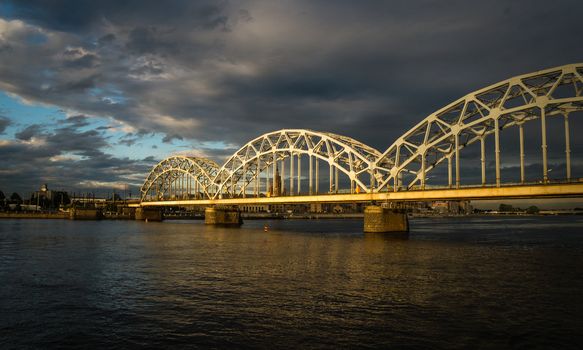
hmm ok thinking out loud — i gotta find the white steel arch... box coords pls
[140,63,583,202]
[140,156,220,201]
[375,63,583,191]
[212,129,381,198]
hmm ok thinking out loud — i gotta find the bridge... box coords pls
[135,63,583,231]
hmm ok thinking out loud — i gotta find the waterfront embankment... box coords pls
[0,212,68,219]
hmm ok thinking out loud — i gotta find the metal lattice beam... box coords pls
[140,63,583,202]
[213,129,381,198]
[374,63,583,191]
[140,156,219,201]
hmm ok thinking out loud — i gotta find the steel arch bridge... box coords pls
[213,129,381,198]
[374,63,583,192]
[140,63,583,205]
[141,156,220,201]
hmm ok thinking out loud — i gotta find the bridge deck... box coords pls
[135,182,583,207]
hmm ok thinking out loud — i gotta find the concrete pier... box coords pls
[135,207,163,221]
[363,205,409,233]
[70,208,103,220]
[122,207,136,220]
[205,207,242,226]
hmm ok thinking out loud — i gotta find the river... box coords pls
[1,216,582,349]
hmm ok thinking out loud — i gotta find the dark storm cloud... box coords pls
[15,124,43,140]
[46,128,108,157]
[0,0,230,32]
[0,0,583,192]
[62,50,100,69]
[117,132,142,147]
[61,114,90,128]
[200,146,240,160]
[0,115,10,134]
[3,0,581,148]
[162,134,183,144]
[1,118,158,194]
[126,27,180,55]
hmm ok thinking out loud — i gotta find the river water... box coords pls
[0,216,582,349]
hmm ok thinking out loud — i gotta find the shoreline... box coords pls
[1,211,582,220]
[0,212,69,219]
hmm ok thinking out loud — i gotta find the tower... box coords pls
[273,166,282,196]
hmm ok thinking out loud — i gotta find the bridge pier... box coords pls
[135,207,163,222]
[363,205,409,233]
[70,207,103,220]
[205,206,243,226]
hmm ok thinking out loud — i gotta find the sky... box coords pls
[0,0,583,203]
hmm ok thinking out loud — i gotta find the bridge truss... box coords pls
[140,156,219,201]
[140,63,583,203]
[213,130,381,199]
[375,63,583,191]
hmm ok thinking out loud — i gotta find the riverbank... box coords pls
[1,211,581,220]
[0,212,365,220]
[0,212,68,219]
[245,213,364,219]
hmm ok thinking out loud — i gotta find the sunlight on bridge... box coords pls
[140,63,583,205]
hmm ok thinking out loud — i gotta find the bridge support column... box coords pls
[70,207,103,220]
[363,205,409,233]
[541,107,548,183]
[315,157,319,194]
[519,123,525,184]
[564,113,571,181]
[495,117,501,187]
[480,137,486,186]
[135,207,163,222]
[205,207,243,226]
[455,133,460,189]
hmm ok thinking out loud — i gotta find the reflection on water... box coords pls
[1,216,582,348]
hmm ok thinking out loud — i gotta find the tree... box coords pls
[10,192,22,204]
[526,206,539,214]
[499,203,513,212]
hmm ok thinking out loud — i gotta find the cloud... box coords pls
[62,114,91,128]
[0,1,581,149]
[162,133,183,143]
[0,1,582,193]
[0,115,10,133]
[0,117,157,194]
[1,0,231,33]
[62,47,100,69]
[15,124,44,140]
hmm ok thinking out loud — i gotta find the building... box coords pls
[268,166,283,197]
[430,200,472,215]
[239,204,269,213]
[30,184,70,210]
